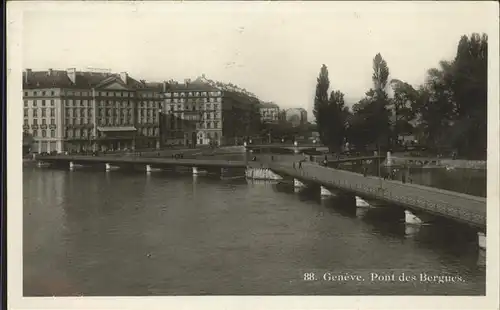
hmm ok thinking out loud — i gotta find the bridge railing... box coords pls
[268,162,485,228]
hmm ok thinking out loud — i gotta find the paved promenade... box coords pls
[268,161,486,229]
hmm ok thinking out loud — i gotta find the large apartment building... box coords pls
[162,79,223,147]
[259,102,280,123]
[23,68,162,153]
[161,77,261,147]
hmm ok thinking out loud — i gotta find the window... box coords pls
[24,100,28,107]
[24,109,28,117]
[51,91,55,96]
[42,130,46,137]
[50,100,54,106]
[33,109,38,117]
[215,121,219,128]
[66,110,70,117]
[42,100,46,106]
[33,100,37,107]
[214,104,218,110]
[42,91,46,96]
[24,92,28,96]
[34,91,38,96]
[41,108,46,117]
[42,119,46,125]
[50,118,55,125]
[50,130,55,138]
[33,130,38,137]
[24,119,28,125]
[50,108,55,117]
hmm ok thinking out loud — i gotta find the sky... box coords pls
[20,1,495,120]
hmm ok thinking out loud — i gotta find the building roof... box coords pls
[260,102,279,108]
[23,69,151,90]
[163,78,220,93]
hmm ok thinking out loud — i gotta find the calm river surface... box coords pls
[23,163,486,296]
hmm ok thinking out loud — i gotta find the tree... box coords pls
[348,53,392,149]
[313,64,330,146]
[324,90,347,151]
[390,79,419,140]
[450,33,487,158]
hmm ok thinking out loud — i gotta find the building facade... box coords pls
[285,108,308,127]
[23,68,162,153]
[162,79,223,147]
[259,102,280,123]
[161,77,261,147]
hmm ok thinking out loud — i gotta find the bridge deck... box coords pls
[269,162,486,229]
[37,155,247,168]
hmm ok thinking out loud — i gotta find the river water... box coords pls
[23,162,486,296]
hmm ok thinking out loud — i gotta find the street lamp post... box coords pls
[158,108,163,149]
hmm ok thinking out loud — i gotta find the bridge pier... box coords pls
[320,186,335,198]
[192,167,208,176]
[404,210,434,225]
[294,178,305,193]
[105,163,119,171]
[146,165,162,173]
[477,232,486,250]
[355,196,371,208]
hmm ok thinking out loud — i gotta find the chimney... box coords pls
[48,68,53,76]
[67,68,76,84]
[120,72,128,84]
[24,69,32,84]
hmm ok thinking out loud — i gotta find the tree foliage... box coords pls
[348,53,392,149]
[313,64,330,145]
[312,65,349,151]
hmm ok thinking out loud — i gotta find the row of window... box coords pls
[168,103,219,111]
[198,131,220,139]
[169,121,220,130]
[165,91,221,98]
[166,97,221,104]
[64,127,159,138]
[24,100,55,107]
[25,129,56,138]
[24,90,162,99]
[24,118,56,126]
[24,108,56,118]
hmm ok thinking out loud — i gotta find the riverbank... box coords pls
[390,155,486,170]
